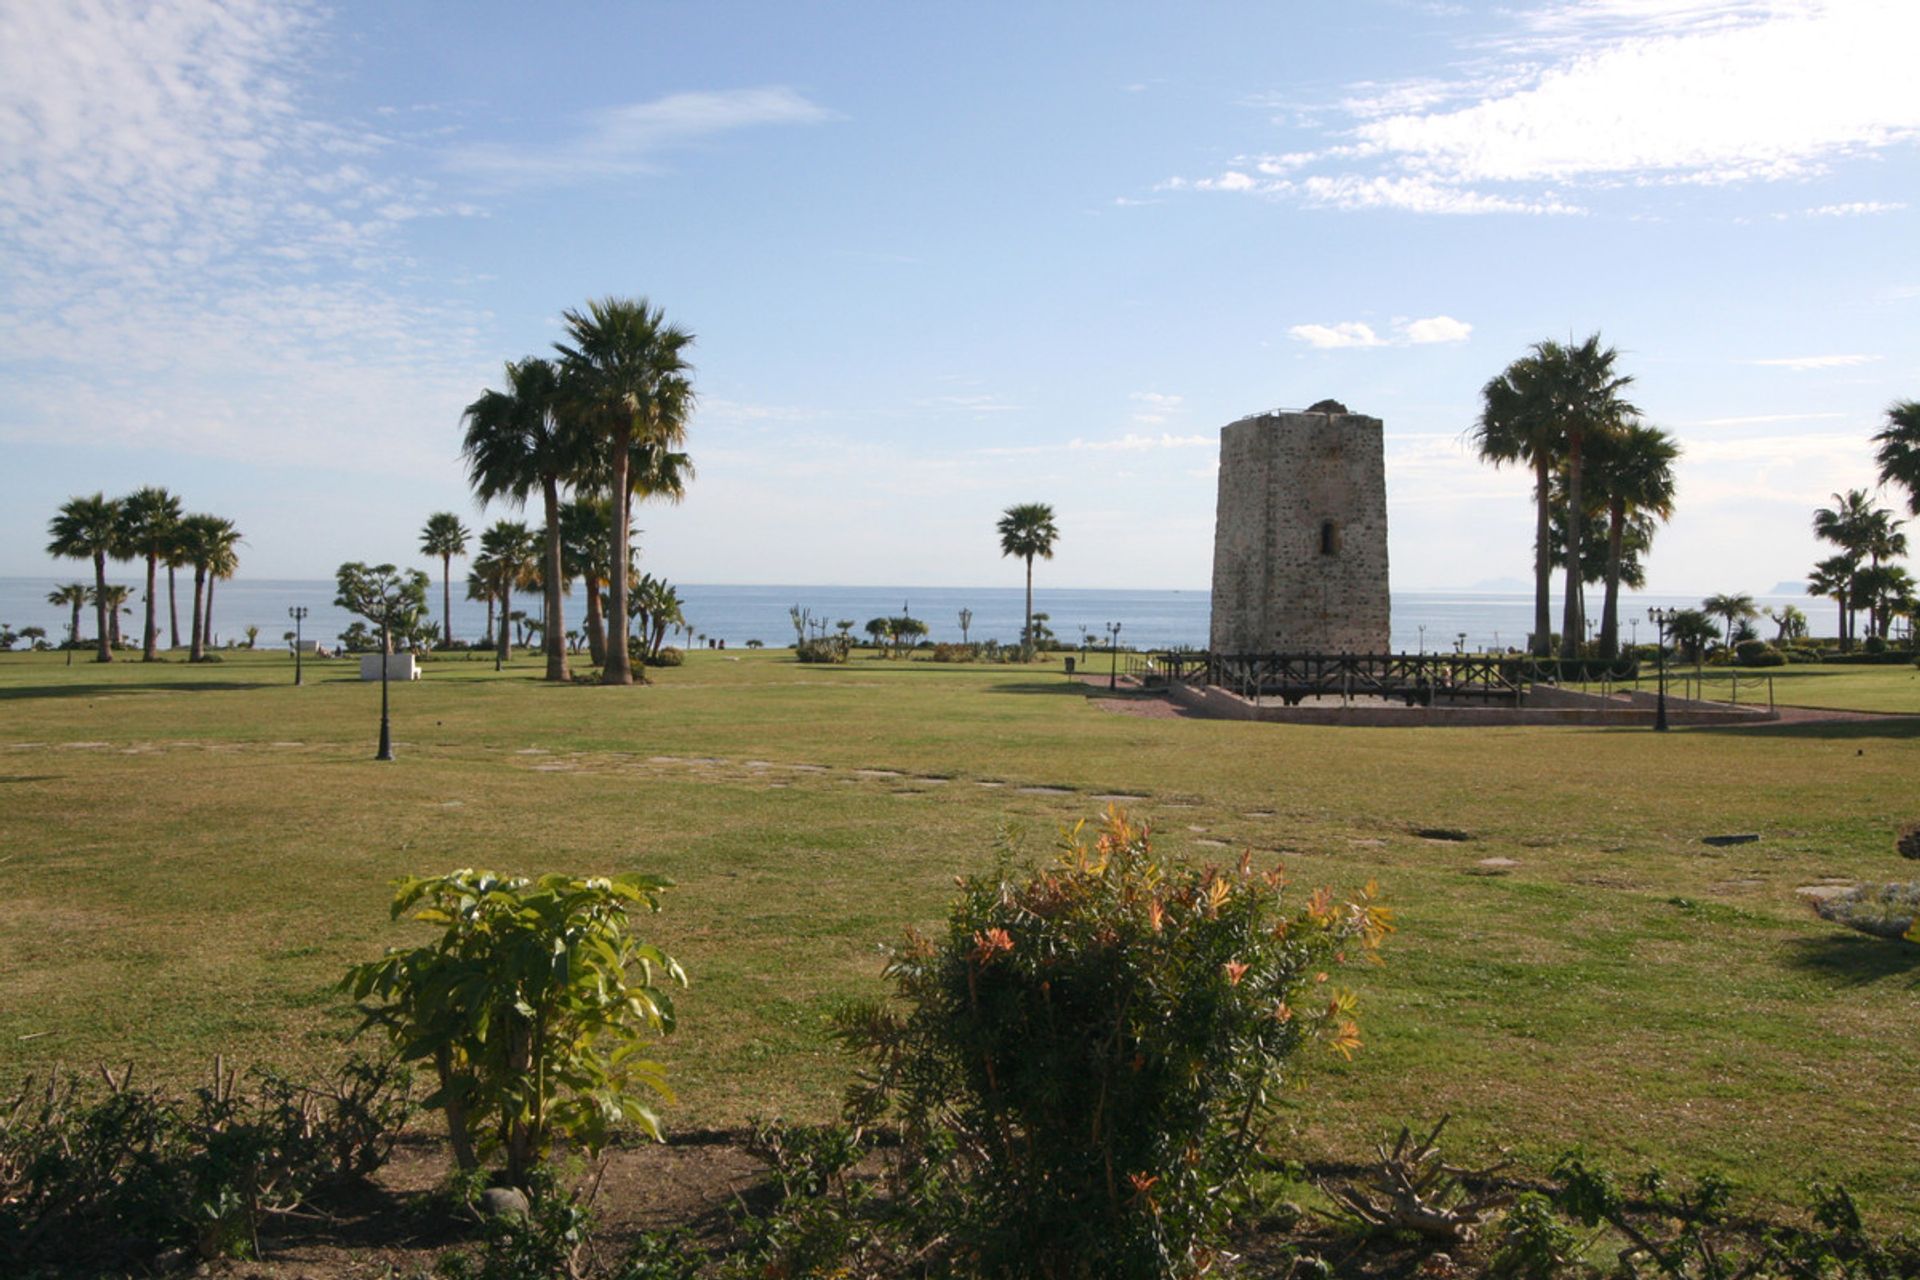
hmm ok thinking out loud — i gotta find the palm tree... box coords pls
[463,357,585,682]
[559,495,613,665]
[1872,398,1920,516]
[419,513,471,653]
[47,582,88,652]
[1584,423,1679,657]
[116,487,183,661]
[1858,507,1909,639]
[1806,555,1854,650]
[1701,593,1758,649]
[1814,490,1879,649]
[46,493,123,662]
[998,502,1060,660]
[1536,335,1638,658]
[1471,353,1558,656]
[476,520,538,670]
[90,583,133,647]
[465,569,495,648]
[199,518,242,650]
[555,297,696,685]
[162,525,193,650]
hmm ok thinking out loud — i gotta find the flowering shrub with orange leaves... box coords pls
[833,807,1390,1280]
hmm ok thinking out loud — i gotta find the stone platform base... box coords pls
[1161,680,1776,728]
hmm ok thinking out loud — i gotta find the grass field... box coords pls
[3,646,1917,1222]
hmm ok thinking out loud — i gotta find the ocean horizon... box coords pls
[0,576,1819,655]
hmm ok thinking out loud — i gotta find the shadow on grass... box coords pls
[1783,931,1920,988]
[1700,717,1920,742]
[0,680,280,701]
[987,680,1093,696]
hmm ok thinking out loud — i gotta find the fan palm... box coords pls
[1814,489,1879,648]
[199,518,242,650]
[1872,399,1920,516]
[1470,353,1558,656]
[997,502,1060,660]
[559,495,614,665]
[476,520,539,670]
[555,297,696,685]
[1805,556,1854,651]
[465,569,496,647]
[462,357,586,682]
[419,513,471,652]
[1701,593,1758,649]
[1536,335,1638,658]
[117,486,183,661]
[47,582,88,651]
[89,583,133,647]
[1585,423,1679,656]
[46,493,124,662]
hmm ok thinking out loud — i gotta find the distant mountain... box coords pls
[1459,576,1533,593]
[1768,580,1808,595]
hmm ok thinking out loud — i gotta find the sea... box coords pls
[0,577,1815,654]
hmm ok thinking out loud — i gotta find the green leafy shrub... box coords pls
[931,642,978,663]
[1863,634,1889,654]
[1785,646,1825,663]
[1809,882,1920,942]
[1825,649,1914,664]
[342,871,685,1186]
[833,809,1391,1279]
[644,646,684,668]
[796,636,850,664]
[1732,639,1786,666]
[1488,1192,1579,1278]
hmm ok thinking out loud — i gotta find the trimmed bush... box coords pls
[834,809,1391,1279]
[795,636,850,664]
[1824,650,1915,665]
[645,646,684,668]
[1863,635,1889,655]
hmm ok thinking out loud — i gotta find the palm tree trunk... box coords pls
[541,476,569,682]
[1561,432,1585,660]
[204,575,217,649]
[1024,555,1035,661]
[190,568,207,661]
[442,553,453,651]
[92,551,112,663]
[1532,459,1553,656]
[168,565,180,649]
[603,423,635,684]
[1600,499,1624,658]
[584,574,607,665]
[142,550,159,661]
[69,599,83,651]
[484,595,495,647]
[497,578,511,670]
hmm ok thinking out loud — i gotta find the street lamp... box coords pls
[288,605,309,686]
[1646,606,1673,732]
[1106,621,1123,691]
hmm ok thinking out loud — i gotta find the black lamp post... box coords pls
[376,611,395,761]
[1646,606,1672,732]
[288,605,308,686]
[1106,621,1122,691]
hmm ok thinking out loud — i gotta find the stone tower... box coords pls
[1208,401,1390,654]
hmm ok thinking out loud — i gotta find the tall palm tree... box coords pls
[117,486,183,661]
[47,582,88,652]
[1585,423,1679,657]
[200,518,242,652]
[997,502,1060,660]
[1857,507,1908,639]
[465,569,496,648]
[463,356,587,683]
[46,493,123,662]
[555,297,696,685]
[1814,489,1877,649]
[1806,555,1855,650]
[419,512,471,652]
[1701,593,1758,649]
[1872,398,1920,516]
[1471,353,1558,656]
[476,520,538,671]
[162,524,193,650]
[1536,334,1638,658]
[89,583,133,647]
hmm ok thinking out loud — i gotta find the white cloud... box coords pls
[1129,391,1184,425]
[1746,354,1882,370]
[1402,314,1473,344]
[1289,321,1384,349]
[1803,201,1906,217]
[1678,412,1848,427]
[1157,0,1920,217]
[1288,316,1473,348]
[445,87,836,187]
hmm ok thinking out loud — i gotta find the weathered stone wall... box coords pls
[1208,406,1390,654]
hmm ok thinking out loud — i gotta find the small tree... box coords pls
[334,564,429,655]
[958,607,973,644]
[1666,608,1719,663]
[342,870,685,1188]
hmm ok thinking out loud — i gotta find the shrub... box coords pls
[833,809,1391,1279]
[1733,639,1774,664]
[1898,824,1920,861]
[645,646,684,668]
[1786,646,1825,663]
[1810,882,1920,942]
[1488,1192,1579,1279]
[342,871,685,1187]
[796,636,850,664]
[931,642,977,663]
[1864,634,1888,655]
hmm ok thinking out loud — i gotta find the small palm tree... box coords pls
[118,486,183,661]
[477,520,538,670]
[559,495,613,665]
[465,569,496,647]
[1806,556,1854,650]
[998,503,1060,660]
[200,518,242,650]
[46,493,123,662]
[47,582,88,652]
[1701,593,1759,649]
[419,513,471,653]
[1470,354,1557,656]
[1585,423,1679,657]
[1872,399,1920,517]
[90,583,133,648]
[555,297,696,686]
[1814,490,1885,648]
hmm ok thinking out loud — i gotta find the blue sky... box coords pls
[2,0,1915,593]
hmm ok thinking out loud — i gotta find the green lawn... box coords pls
[2,647,1917,1221]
